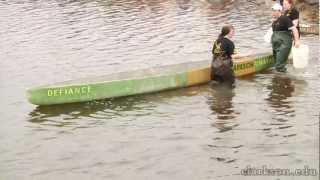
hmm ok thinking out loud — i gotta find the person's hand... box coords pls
[294,40,300,48]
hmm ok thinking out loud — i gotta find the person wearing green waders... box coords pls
[271,3,300,73]
[211,25,235,86]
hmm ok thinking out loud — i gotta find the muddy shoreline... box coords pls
[296,0,319,24]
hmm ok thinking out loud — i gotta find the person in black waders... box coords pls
[211,25,235,86]
[271,3,300,73]
[283,0,300,37]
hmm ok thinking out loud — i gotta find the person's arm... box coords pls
[291,9,299,28]
[292,19,298,27]
[284,16,300,47]
[232,50,254,59]
[290,26,300,48]
[229,42,250,59]
[232,54,242,59]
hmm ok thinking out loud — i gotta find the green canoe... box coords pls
[27,52,274,105]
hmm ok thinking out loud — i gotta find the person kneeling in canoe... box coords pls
[271,3,300,73]
[211,25,235,85]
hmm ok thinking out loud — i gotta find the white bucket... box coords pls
[292,44,309,68]
[264,28,273,43]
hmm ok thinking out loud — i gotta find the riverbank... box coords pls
[296,0,319,24]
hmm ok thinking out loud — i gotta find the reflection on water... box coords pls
[207,84,238,132]
[28,96,152,127]
[27,87,204,128]
[266,74,295,121]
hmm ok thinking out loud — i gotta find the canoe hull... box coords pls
[27,53,274,105]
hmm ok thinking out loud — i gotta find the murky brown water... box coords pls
[0,0,319,180]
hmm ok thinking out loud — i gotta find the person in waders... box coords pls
[283,0,300,36]
[271,3,300,73]
[211,25,235,86]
